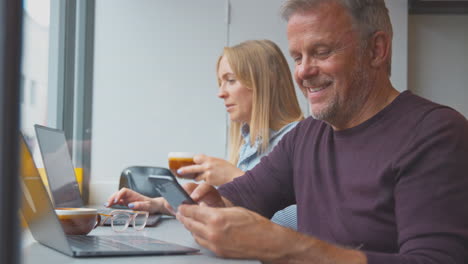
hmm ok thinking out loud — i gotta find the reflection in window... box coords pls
[19,74,25,104]
[29,80,36,106]
[23,0,50,27]
[21,0,51,162]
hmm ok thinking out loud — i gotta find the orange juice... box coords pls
[168,152,195,177]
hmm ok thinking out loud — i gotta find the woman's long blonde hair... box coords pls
[217,40,304,165]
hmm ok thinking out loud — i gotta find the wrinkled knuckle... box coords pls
[210,214,225,226]
[206,231,221,244]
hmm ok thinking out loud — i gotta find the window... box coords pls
[20,0,50,140]
[20,0,95,202]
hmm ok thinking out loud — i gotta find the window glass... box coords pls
[20,0,51,163]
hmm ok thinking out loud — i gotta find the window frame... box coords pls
[0,0,23,263]
[48,0,95,203]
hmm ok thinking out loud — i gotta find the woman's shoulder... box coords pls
[269,120,300,143]
[279,120,300,133]
[273,117,319,136]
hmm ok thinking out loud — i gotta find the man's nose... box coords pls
[297,59,319,80]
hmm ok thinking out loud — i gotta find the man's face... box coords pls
[287,2,371,127]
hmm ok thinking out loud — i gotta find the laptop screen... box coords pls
[19,134,74,256]
[34,125,83,208]
[20,133,199,257]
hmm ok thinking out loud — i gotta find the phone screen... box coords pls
[148,175,195,212]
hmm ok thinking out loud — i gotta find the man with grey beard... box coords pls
[176,0,468,263]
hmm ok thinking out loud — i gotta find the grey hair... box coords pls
[281,0,393,75]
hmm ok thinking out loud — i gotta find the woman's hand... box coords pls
[177,154,244,186]
[105,187,174,215]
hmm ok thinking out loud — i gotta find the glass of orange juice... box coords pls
[168,152,195,178]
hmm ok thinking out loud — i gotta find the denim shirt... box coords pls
[236,121,298,171]
[236,122,299,230]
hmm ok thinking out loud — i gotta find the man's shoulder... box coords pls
[416,106,467,136]
[395,91,466,125]
[397,91,442,112]
[394,92,468,149]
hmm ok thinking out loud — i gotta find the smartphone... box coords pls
[148,173,196,212]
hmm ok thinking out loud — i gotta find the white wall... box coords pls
[89,0,409,204]
[408,15,468,118]
[387,0,408,92]
[90,0,227,202]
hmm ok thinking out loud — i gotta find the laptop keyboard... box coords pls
[68,235,188,252]
[68,236,140,251]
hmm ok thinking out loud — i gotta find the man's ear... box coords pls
[368,31,391,69]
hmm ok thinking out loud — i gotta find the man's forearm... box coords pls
[263,225,367,264]
[215,197,366,263]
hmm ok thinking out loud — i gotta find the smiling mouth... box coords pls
[304,81,332,93]
[307,86,326,93]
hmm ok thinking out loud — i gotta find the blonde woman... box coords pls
[179,39,303,183]
[106,40,303,229]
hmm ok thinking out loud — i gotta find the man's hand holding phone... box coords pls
[182,182,230,208]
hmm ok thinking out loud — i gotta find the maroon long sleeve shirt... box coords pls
[219,91,468,263]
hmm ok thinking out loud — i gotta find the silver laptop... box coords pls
[34,124,160,226]
[19,133,199,257]
[34,125,83,208]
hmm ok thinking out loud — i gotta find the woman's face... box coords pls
[217,56,253,124]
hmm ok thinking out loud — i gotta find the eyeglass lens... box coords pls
[111,213,131,232]
[133,213,147,230]
[109,211,148,232]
